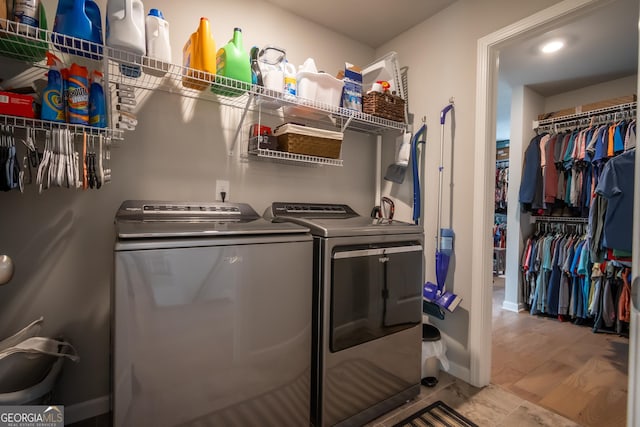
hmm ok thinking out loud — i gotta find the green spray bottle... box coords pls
[212,27,251,97]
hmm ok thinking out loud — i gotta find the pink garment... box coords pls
[539,134,549,168]
[544,134,558,203]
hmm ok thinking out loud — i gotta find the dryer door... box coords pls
[330,242,423,352]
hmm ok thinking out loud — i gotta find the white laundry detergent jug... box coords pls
[106,0,145,76]
[143,8,171,77]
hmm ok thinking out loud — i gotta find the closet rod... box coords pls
[531,216,589,223]
[532,101,636,130]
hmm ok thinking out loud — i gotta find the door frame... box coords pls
[470,0,635,404]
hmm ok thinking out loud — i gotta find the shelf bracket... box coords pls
[341,115,355,133]
[230,95,253,156]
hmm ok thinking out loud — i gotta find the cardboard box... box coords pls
[339,63,362,111]
[496,147,510,161]
[0,91,36,119]
[537,94,637,120]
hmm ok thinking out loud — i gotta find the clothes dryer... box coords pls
[265,202,423,427]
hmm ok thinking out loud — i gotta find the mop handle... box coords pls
[440,104,454,125]
[437,103,454,251]
[412,124,427,224]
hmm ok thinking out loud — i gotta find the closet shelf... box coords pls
[106,51,406,134]
[531,216,589,223]
[533,101,636,131]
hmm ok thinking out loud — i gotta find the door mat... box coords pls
[392,400,478,427]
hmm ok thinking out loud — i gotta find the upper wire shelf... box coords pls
[0,19,121,138]
[105,51,406,134]
[0,17,405,138]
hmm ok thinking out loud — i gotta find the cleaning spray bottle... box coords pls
[41,52,65,123]
[65,63,89,125]
[89,70,106,128]
[212,27,251,97]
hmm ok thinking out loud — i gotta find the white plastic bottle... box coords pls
[12,0,40,36]
[144,8,171,77]
[106,0,145,60]
[283,60,297,100]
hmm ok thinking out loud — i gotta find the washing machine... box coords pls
[113,200,312,426]
[265,202,424,427]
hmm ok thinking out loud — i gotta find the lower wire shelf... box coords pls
[0,114,124,140]
[248,148,343,167]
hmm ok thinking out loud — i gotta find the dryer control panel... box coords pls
[268,202,358,219]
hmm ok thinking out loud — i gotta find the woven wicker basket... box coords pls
[277,133,342,159]
[363,91,405,122]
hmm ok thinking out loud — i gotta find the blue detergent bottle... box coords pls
[89,70,106,128]
[41,52,65,123]
[53,0,103,58]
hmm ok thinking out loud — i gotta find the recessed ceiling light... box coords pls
[541,40,564,54]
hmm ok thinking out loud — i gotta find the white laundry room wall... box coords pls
[544,74,637,112]
[376,0,565,379]
[0,0,378,415]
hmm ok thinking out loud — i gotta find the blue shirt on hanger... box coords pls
[595,149,635,252]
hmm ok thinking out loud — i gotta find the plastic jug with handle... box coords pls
[182,17,216,90]
[144,8,171,77]
[257,45,285,94]
[53,0,103,59]
[106,0,145,77]
[212,27,251,97]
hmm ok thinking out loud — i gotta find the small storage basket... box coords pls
[274,124,343,159]
[363,91,405,122]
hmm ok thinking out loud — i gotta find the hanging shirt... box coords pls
[593,126,608,163]
[519,134,545,205]
[607,124,616,158]
[625,120,636,151]
[544,135,559,203]
[595,149,636,252]
[613,121,626,154]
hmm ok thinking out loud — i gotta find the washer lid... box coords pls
[265,202,422,237]
[115,200,309,239]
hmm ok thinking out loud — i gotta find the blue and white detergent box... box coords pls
[339,62,362,111]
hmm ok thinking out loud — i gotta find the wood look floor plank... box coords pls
[508,360,575,403]
[491,279,629,426]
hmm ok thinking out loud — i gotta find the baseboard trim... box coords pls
[65,395,110,425]
[445,361,471,384]
[501,300,524,313]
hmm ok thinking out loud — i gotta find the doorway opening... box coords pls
[475,0,638,426]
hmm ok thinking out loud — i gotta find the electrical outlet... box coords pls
[215,180,230,202]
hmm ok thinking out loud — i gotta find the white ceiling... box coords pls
[498,0,638,96]
[267,0,638,142]
[496,0,638,140]
[262,0,456,48]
